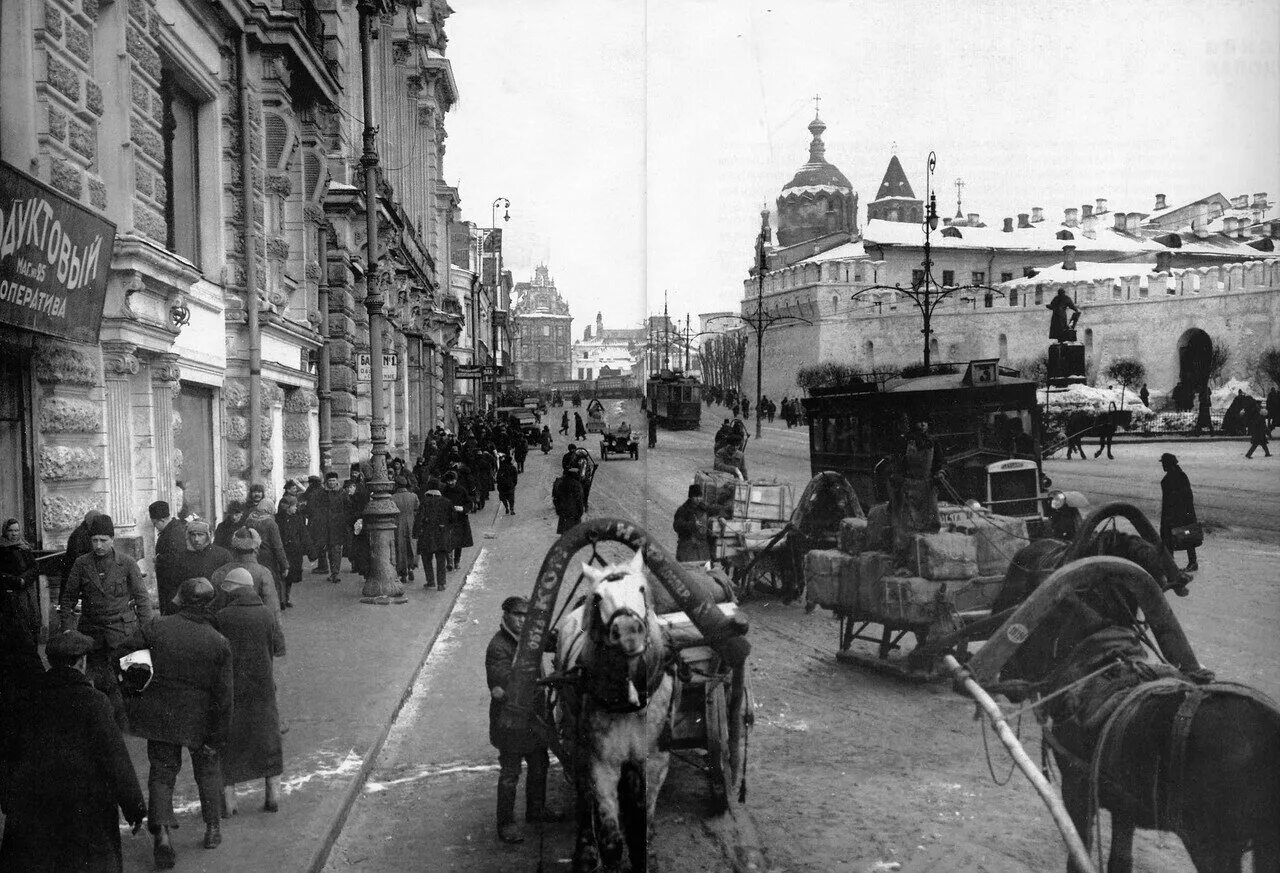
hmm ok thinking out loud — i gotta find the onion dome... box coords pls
[779,113,853,197]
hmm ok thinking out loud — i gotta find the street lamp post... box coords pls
[355,0,404,603]
[849,151,1003,372]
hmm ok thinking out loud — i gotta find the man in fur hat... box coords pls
[59,514,151,729]
[120,578,233,866]
[159,521,234,615]
[209,527,281,619]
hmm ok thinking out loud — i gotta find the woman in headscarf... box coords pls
[1,518,43,716]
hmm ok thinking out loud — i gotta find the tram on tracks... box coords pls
[646,369,702,430]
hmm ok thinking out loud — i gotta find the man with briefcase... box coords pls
[1159,452,1201,572]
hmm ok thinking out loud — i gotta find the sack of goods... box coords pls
[803,549,858,613]
[865,503,893,552]
[866,575,951,626]
[694,469,739,516]
[732,479,794,523]
[908,531,978,581]
[837,517,868,555]
[952,514,1028,576]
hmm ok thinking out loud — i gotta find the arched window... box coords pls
[929,337,940,361]
[1008,288,1019,306]
[1034,288,1045,305]
[831,294,838,313]
[864,340,874,368]
[998,333,1008,360]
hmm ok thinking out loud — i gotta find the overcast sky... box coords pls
[444,0,1280,334]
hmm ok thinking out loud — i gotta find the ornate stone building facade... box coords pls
[0,0,463,559]
[511,265,572,385]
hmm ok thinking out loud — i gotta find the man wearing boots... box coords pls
[119,578,233,868]
[486,596,560,843]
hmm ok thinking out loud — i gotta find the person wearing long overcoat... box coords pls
[391,476,420,584]
[309,472,353,583]
[573,412,587,441]
[472,450,495,511]
[208,528,282,621]
[496,455,519,514]
[246,506,288,605]
[216,569,285,816]
[1159,452,1199,572]
[0,630,146,873]
[552,469,586,534]
[673,486,716,561]
[442,472,473,569]
[1245,405,1272,459]
[213,502,246,551]
[559,410,570,435]
[119,578,233,864]
[512,434,529,473]
[1,519,43,715]
[415,480,453,590]
[275,496,311,608]
[156,521,232,615]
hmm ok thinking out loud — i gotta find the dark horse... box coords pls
[977,504,1280,873]
[1063,406,1127,460]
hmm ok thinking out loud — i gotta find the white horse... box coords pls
[554,548,675,873]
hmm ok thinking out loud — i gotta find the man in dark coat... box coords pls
[208,528,282,620]
[276,495,311,608]
[59,514,152,730]
[496,455,519,515]
[150,500,187,567]
[441,471,473,573]
[512,433,529,473]
[486,596,557,843]
[472,450,495,511]
[59,507,102,597]
[552,469,586,534]
[559,410,570,435]
[216,568,285,816]
[673,485,717,561]
[415,479,453,591]
[573,411,587,441]
[391,475,420,585]
[648,409,658,449]
[0,630,146,873]
[158,521,233,615]
[1245,405,1272,459]
[309,472,353,583]
[119,577,233,865]
[301,475,328,574]
[213,501,246,550]
[1159,453,1199,572]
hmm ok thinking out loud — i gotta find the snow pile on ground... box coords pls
[1211,378,1260,410]
[1043,384,1150,413]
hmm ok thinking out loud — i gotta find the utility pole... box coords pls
[663,293,670,370]
[754,222,766,439]
[684,313,690,372]
[355,0,403,604]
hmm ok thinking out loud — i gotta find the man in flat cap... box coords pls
[149,500,187,566]
[209,527,281,619]
[0,630,146,872]
[485,596,559,844]
[159,521,233,615]
[120,578,233,867]
[59,513,152,730]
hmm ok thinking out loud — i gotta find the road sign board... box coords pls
[455,363,483,379]
[357,353,398,382]
[482,365,504,378]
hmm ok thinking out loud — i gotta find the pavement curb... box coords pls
[304,546,484,873]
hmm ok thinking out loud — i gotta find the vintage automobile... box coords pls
[599,422,639,460]
[497,406,542,445]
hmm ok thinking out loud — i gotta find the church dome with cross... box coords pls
[775,100,858,247]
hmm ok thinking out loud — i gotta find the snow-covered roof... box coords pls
[795,240,866,264]
[997,261,1157,288]
[863,218,1163,254]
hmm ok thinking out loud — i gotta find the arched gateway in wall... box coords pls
[1177,328,1213,389]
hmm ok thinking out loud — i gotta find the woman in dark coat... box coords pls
[414,480,453,591]
[1159,452,1199,572]
[441,471,473,569]
[216,571,285,814]
[496,455,519,515]
[275,496,311,608]
[0,631,146,873]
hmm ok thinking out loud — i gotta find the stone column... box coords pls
[406,335,422,456]
[150,353,181,511]
[396,331,410,454]
[101,342,140,528]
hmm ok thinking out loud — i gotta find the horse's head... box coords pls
[582,548,652,658]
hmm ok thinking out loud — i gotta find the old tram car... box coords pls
[801,360,1051,535]
[646,370,703,430]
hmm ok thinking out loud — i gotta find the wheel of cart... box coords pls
[499,518,754,834]
[726,525,795,603]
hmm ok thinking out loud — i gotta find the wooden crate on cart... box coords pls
[732,479,794,523]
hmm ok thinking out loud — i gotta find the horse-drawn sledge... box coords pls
[585,397,608,434]
[498,518,753,873]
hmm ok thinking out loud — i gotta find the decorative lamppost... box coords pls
[849,152,1003,372]
[356,0,404,604]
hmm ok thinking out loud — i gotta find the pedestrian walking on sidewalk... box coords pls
[442,471,473,572]
[486,596,559,844]
[209,528,282,621]
[574,411,587,441]
[1245,406,1272,458]
[120,577,233,867]
[391,475,420,586]
[275,496,311,608]
[648,410,658,449]
[552,468,585,534]
[247,500,289,610]
[1159,453,1200,573]
[216,568,285,818]
[309,472,353,584]
[559,410,570,436]
[496,454,519,514]
[512,435,528,473]
[161,522,233,614]
[0,630,146,873]
[414,480,452,590]
[58,513,151,731]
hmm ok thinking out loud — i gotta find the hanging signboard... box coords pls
[482,365,504,379]
[454,363,483,379]
[357,352,399,382]
[0,160,116,343]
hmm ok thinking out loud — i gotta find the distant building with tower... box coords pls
[511,265,573,384]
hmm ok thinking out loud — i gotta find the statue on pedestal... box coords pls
[1047,288,1080,342]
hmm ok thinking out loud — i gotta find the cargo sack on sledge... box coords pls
[803,549,858,613]
[854,551,895,613]
[867,575,949,626]
[838,517,869,556]
[865,503,892,552]
[694,470,738,516]
[909,531,978,581]
[954,514,1028,576]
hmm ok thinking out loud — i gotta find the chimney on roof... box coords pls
[943,216,953,227]
[1062,245,1077,270]
[1253,192,1268,209]
[1096,198,1108,214]
[1082,213,1098,239]
[1223,217,1237,235]
[1155,250,1172,273]
[1155,193,1167,211]
[1017,212,1032,229]
[1125,214,1142,234]
[1031,207,1045,223]
[1082,204,1094,218]
[1114,213,1127,231]
[1003,217,1014,233]
[967,212,980,226]
[1193,202,1210,237]
[1231,194,1250,209]
[1064,207,1079,227]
